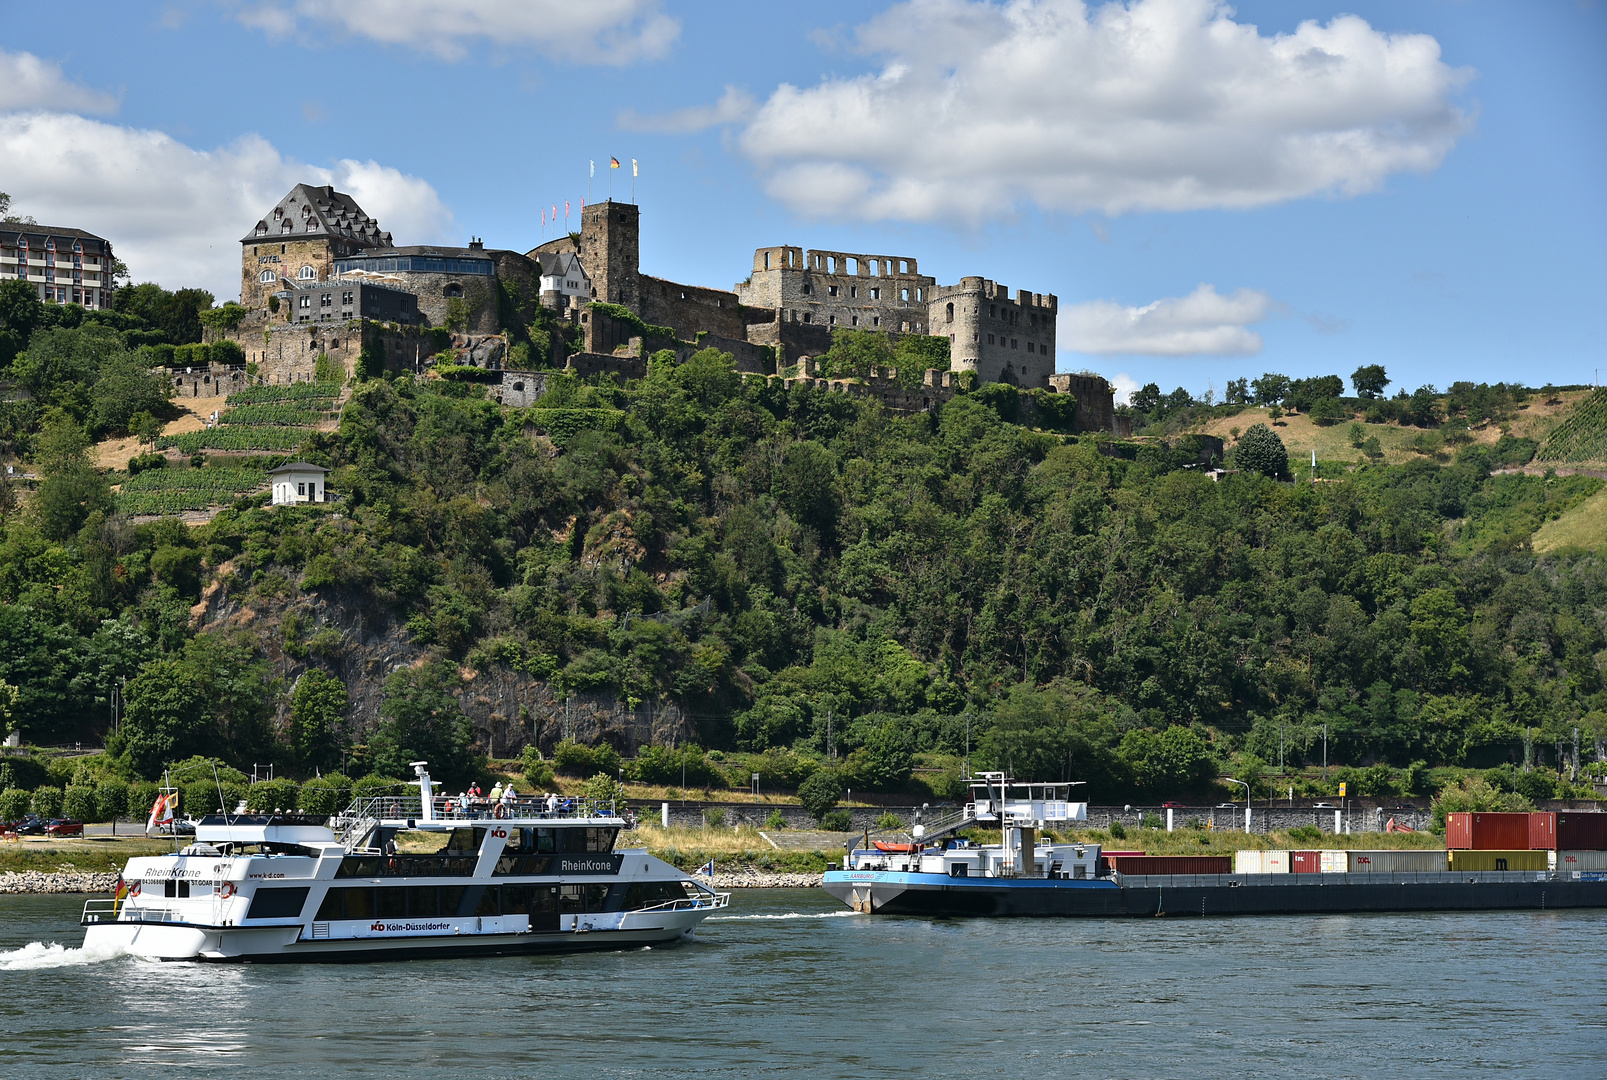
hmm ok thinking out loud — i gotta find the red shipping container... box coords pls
[1290,851,1321,873]
[1104,855,1231,875]
[1445,812,1530,850]
[1529,812,1607,851]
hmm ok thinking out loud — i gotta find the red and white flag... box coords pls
[146,793,174,835]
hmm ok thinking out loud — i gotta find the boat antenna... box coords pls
[212,761,229,823]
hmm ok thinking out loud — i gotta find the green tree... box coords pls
[372,662,481,787]
[31,786,63,817]
[1352,364,1390,399]
[797,769,844,822]
[0,277,44,366]
[289,669,349,773]
[1251,373,1290,406]
[121,659,209,778]
[1234,423,1289,479]
[0,788,30,823]
[30,412,113,540]
[63,784,98,822]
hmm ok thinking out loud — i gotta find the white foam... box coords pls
[0,940,128,970]
[708,910,861,921]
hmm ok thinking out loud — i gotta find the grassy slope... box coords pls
[1186,391,1587,471]
[1532,486,1607,552]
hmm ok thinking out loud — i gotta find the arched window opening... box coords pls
[443,283,463,298]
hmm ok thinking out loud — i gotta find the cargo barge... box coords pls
[820,774,1607,918]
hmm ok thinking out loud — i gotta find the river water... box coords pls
[0,889,1601,1079]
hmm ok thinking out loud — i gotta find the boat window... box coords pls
[497,884,560,915]
[377,888,408,920]
[163,880,191,899]
[534,828,557,853]
[582,828,618,853]
[438,828,485,854]
[624,880,692,909]
[559,884,611,913]
[471,885,499,917]
[244,886,310,920]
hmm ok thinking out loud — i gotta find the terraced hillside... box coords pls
[117,465,270,515]
[1535,389,1607,465]
[154,381,341,454]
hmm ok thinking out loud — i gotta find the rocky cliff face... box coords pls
[197,579,692,759]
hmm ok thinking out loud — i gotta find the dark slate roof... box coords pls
[0,225,112,252]
[242,184,391,247]
[269,461,328,474]
[533,250,588,277]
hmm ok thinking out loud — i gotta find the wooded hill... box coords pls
[3,315,1606,804]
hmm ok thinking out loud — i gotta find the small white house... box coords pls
[270,462,329,505]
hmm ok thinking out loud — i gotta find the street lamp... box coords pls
[1223,777,1251,833]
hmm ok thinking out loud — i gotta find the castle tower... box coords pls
[580,199,640,311]
[928,278,1056,389]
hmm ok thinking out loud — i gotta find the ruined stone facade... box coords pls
[331,242,537,334]
[931,278,1057,389]
[736,247,937,335]
[1049,373,1118,433]
[579,200,640,310]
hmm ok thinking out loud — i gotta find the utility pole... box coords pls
[1322,724,1328,779]
[964,711,971,779]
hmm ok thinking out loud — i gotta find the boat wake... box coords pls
[0,940,128,970]
[708,910,861,921]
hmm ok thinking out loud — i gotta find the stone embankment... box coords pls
[706,870,823,889]
[1,871,121,894]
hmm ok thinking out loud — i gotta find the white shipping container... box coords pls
[1319,850,1347,874]
[1551,850,1607,871]
[1234,850,1290,874]
[1346,849,1447,873]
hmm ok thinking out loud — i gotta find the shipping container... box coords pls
[1528,812,1607,851]
[1446,849,1548,872]
[1550,850,1607,872]
[1104,855,1231,876]
[1319,850,1348,873]
[1444,812,1530,850]
[1233,850,1290,874]
[1346,849,1448,873]
[1290,851,1320,873]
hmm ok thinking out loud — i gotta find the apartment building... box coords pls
[0,225,114,309]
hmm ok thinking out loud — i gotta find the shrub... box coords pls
[630,743,721,788]
[127,782,160,822]
[299,777,339,816]
[704,808,726,828]
[522,746,556,791]
[875,812,905,831]
[1234,423,1289,479]
[245,778,300,813]
[924,772,966,801]
[63,784,98,822]
[798,769,844,823]
[31,787,63,818]
[764,809,787,830]
[0,788,30,823]
[352,774,403,805]
[553,738,620,778]
[1141,811,1163,829]
[1288,824,1323,843]
[821,809,853,832]
[95,780,128,822]
[582,773,625,806]
[1430,774,1534,830]
[1108,820,1128,840]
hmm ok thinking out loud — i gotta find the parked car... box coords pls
[150,819,196,836]
[44,818,83,837]
[1161,801,1185,809]
[10,815,47,835]
[1313,802,1337,809]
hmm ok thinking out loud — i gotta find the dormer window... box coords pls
[306,221,317,231]
[282,221,293,233]
[256,223,268,236]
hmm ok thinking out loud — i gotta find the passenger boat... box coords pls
[821,773,1607,918]
[81,763,727,961]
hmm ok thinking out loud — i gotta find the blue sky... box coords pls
[2,0,1602,401]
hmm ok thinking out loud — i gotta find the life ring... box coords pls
[128,881,141,897]
[218,882,236,899]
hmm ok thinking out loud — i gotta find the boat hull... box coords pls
[822,870,1607,918]
[84,909,712,962]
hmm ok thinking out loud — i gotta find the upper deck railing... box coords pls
[330,794,629,849]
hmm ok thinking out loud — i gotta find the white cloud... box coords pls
[1108,372,1140,406]
[618,86,756,134]
[738,0,1473,222]
[228,0,679,64]
[1060,284,1271,355]
[0,112,455,300]
[0,50,118,114]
